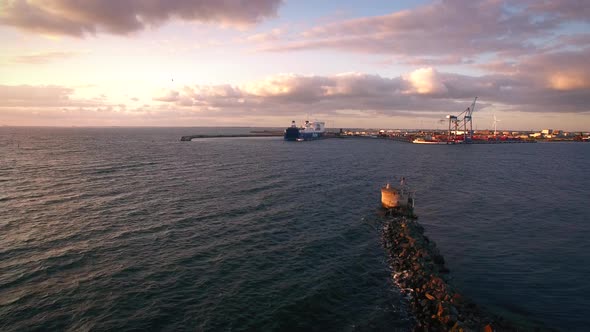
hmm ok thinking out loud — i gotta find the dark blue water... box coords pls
[1,127,588,331]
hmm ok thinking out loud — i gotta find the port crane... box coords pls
[446,97,477,143]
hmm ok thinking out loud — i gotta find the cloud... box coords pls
[0,84,107,108]
[0,84,72,107]
[8,50,82,64]
[381,55,475,67]
[262,0,587,65]
[0,0,283,37]
[4,56,588,126]
[548,73,587,91]
[151,73,434,117]
[0,84,161,126]
[478,50,590,92]
[3,68,588,128]
[151,64,590,119]
[406,68,447,95]
[153,90,180,102]
[246,28,283,43]
[527,52,590,91]
[527,0,590,21]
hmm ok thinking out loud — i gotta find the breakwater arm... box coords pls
[180,132,283,141]
[382,217,517,331]
[180,131,341,141]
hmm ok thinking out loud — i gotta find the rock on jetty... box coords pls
[382,217,517,331]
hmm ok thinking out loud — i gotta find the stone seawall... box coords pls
[382,217,517,331]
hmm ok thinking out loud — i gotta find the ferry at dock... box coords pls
[284,120,326,141]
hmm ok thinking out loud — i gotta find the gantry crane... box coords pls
[446,97,478,143]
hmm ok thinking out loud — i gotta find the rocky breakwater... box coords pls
[382,217,516,331]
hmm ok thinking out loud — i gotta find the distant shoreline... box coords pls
[1,125,589,133]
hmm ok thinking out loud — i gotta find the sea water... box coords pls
[1,127,588,331]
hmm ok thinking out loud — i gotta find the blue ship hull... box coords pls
[283,132,324,141]
[284,120,325,141]
[299,132,323,140]
[284,127,300,141]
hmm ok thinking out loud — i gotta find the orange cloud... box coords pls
[548,73,589,91]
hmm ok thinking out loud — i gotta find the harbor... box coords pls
[180,128,588,143]
[181,98,589,143]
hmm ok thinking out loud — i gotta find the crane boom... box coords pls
[453,97,478,142]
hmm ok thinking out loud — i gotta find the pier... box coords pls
[180,131,340,141]
[382,216,518,331]
[180,131,283,141]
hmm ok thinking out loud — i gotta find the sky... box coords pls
[0,0,589,131]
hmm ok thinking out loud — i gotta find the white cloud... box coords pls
[406,68,447,95]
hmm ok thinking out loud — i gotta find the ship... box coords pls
[412,138,451,144]
[381,177,415,217]
[284,120,326,141]
[412,136,451,144]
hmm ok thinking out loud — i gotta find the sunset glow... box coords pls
[1,0,589,130]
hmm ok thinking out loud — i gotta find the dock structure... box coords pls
[180,132,283,141]
[382,216,519,331]
[179,130,573,144]
[180,131,341,141]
